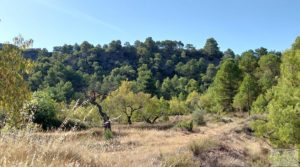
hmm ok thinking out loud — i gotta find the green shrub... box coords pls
[176,120,193,132]
[192,109,206,125]
[24,91,62,130]
[188,138,219,156]
[103,129,113,140]
[169,97,191,115]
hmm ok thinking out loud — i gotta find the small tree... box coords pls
[140,97,169,124]
[207,58,241,112]
[252,37,300,147]
[169,97,190,115]
[185,91,201,111]
[105,81,151,124]
[88,91,111,131]
[233,74,259,112]
[0,36,33,127]
[23,91,61,130]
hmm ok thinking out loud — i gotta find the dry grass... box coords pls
[0,116,271,167]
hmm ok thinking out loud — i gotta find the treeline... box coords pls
[26,37,224,101]
[26,37,280,102]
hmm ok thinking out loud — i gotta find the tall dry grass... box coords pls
[0,116,271,167]
[0,130,106,167]
[0,126,199,167]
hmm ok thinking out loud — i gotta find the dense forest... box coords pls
[1,36,299,149]
[24,37,281,100]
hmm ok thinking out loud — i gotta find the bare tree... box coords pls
[88,91,111,131]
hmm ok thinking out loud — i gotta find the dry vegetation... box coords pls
[0,115,271,167]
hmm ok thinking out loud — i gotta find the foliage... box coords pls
[103,129,114,140]
[0,36,34,126]
[169,97,191,115]
[103,81,151,124]
[252,38,300,147]
[160,75,198,100]
[233,74,259,112]
[201,63,217,91]
[185,91,201,111]
[140,96,169,124]
[27,37,224,101]
[202,38,223,59]
[251,93,270,114]
[238,51,258,75]
[192,109,206,125]
[135,64,155,93]
[23,91,61,130]
[199,88,219,113]
[100,65,136,94]
[255,54,280,93]
[205,58,242,112]
[176,120,193,132]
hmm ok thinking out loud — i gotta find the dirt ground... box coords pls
[0,115,272,167]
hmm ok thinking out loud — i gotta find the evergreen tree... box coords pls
[233,74,259,112]
[238,51,258,75]
[136,64,155,94]
[209,59,241,112]
[252,37,300,147]
[255,54,280,93]
[203,38,223,59]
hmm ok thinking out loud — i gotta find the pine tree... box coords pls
[136,64,155,94]
[233,74,259,112]
[252,37,300,147]
[209,58,241,112]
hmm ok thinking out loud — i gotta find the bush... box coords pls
[103,129,113,140]
[169,97,191,115]
[192,109,206,125]
[23,91,62,130]
[59,118,88,130]
[140,97,170,124]
[188,138,219,156]
[176,120,193,132]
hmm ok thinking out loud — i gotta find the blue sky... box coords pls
[0,0,299,54]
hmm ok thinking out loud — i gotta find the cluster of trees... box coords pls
[200,38,300,148]
[200,49,281,113]
[1,35,299,148]
[251,38,300,147]
[26,37,224,102]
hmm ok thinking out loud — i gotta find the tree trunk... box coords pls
[151,116,159,124]
[127,116,132,125]
[90,100,111,131]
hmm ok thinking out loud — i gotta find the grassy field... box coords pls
[0,114,271,167]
